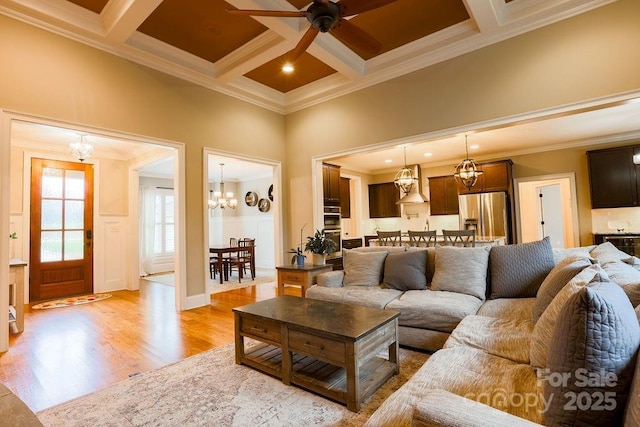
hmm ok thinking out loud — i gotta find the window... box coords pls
[154,189,175,255]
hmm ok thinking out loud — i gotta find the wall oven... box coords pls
[323,206,341,257]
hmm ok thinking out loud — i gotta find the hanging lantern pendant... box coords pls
[394,146,417,193]
[454,135,483,190]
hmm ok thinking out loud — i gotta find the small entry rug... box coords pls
[32,294,112,310]
[36,343,429,426]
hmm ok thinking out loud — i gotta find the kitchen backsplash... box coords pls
[592,207,640,234]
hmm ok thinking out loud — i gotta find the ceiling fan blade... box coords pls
[338,0,398,17]
[227,9,307,18]
[330,19,381,54]
[288,26,320,62]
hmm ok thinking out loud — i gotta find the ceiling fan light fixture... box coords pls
[454,135,483,190]
[307,2,340,32]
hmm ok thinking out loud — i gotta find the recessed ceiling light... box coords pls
[424,152,432,157]
[470,144,479,149]
[384,159,392,163]
[282,63,294,73]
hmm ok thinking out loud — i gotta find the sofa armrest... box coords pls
[317,270,344,287]
[411,389,542,427]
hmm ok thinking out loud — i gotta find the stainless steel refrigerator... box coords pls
[458,192,509,243]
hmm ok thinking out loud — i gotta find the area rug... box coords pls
[210,269,276,294]
[36,343,429,426]
[141,273,175,287]
[32,294,112,310]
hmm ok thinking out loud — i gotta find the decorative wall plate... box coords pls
[245,191,258,206]
[268,184,274,201]
[258,198,271,212]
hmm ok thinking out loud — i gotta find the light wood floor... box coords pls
[0,279,300,412]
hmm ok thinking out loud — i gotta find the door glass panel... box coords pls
[65,170,85,199]
[65,200,84,229]
[41,200,63,230]
[64,231,84,260]
[42,168,63,198]
[41,231,63,262]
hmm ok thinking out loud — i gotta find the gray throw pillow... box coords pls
[383,250,428,291]
[543,282,640,427]
[431,245,490,300]
[601,260,640,307]
[533,254,596,323]
[342,249,387,287]
[489,237,555,299]
[590,241,633,264]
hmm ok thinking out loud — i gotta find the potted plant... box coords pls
[305,229,338,265]
[288,224,307,266]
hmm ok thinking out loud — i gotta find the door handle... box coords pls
[86,230,92,240]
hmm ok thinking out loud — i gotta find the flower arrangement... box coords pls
[304,229,337,254]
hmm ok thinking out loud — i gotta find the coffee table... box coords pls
[233,296,400,411]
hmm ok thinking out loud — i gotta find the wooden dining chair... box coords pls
[225,238,255,283]
[442,229,476,247]
[377,230,402,246]
[209,238,238,280]
[408,230,437,247]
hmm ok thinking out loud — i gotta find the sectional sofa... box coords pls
[306,239,640,426]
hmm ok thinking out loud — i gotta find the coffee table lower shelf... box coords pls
[243,342,397,408]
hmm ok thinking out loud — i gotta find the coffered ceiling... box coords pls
[0,0,615,113]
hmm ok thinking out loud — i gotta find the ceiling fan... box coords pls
[228,0,398,63]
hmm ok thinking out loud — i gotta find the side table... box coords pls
[276,264,332,297]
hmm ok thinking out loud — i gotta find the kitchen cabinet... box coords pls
[456,160,513,194]
[587,146,640,208]
[368,182,400,218]
[322,163,341,206]
[339,177,351,218]
[428,175,458,215]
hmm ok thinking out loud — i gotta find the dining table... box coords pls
[209,244,256,284]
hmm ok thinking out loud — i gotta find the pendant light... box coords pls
[454,135,483,189]
[69,134,94,162]
[208,163,238,209]
[394,146,417,193]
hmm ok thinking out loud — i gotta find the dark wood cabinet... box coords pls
[322,163,341,206]
[368,182,400,218]
[428,175,459,215]
[457,160,513,194]
[587,146,640,208]
[339,177,351,218]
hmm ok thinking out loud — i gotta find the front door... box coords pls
[30,158,94,301]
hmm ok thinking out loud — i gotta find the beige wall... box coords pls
[0,15,286,298]
[285,0,640,250]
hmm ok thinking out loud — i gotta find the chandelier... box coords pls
[454,135,483,189]
[209,163,237,209]
[393,146,417,193]
[69,134,94,162]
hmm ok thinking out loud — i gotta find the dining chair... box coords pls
[225,238,255,283]
[442,229,476,247]
[377,230,402,246]
[209,238,239,281]
[408,230,437,247]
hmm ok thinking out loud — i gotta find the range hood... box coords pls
[397,164,429,204]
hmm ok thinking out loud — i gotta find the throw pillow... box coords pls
[533,254,596,323]
[602,259,640,307]
[543,283,640,427]
[342,249,387,287]
[431,245,490,300]
[316,271,344,288]
[489,237,555,299]
[383,250,428,291]
[530,264,608,369]
[590,241,633,264]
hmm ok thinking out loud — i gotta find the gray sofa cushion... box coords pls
[601,259,640,307]
[543,283,640,427]
[552,245,595,264]
[386,289,483,333]
[489,237,555,299]
[383,250,427,291]
[476,298,535,322]
[316,270,344,287]
[305,285,402,309]
[626,323,640,427]
[590,241,633,264]
[431,246,490,300]
[342,249,387,286]
[533,254,596,323]
[530,264,607,369]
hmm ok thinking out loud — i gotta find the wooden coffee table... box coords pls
[233,296,400,411]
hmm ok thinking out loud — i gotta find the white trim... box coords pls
[0,111,11,352]
[202,148,283,297]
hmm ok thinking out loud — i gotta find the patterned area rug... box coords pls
[36,343,429,426]
[32,294,112,310]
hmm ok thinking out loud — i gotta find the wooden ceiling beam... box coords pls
[102,0,162,43]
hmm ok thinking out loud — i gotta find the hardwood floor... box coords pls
[0,279,299,412]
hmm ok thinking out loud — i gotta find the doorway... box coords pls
[515,173,579,248]
[29,158,94,301]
